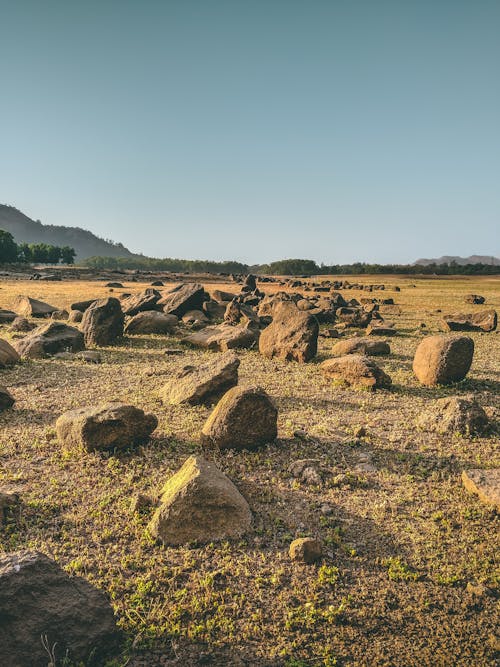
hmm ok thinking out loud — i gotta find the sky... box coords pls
[1,0,499,264]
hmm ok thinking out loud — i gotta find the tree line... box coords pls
[82,254,500,275]
[0,230,76,264]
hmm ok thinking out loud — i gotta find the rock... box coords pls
[0,309,17,323]
[10,316,36,332]
[0,490,20,524]
[203,300,227,319]
[14,295,58,318]
[164,347,183,356]
[416,396,488,435]
[56,402,158,451]
[440,310,497,332]
[68,309,84,323]
[0,338,20,368]
[81,297,124,346]
[160,351,240,405]
[124,311,178,335]
[0,550,119,667]
[413,335,474,386]
[70,299,98,312]
[259,302,319,363]
[289,537,323,564]
[182,309,210,326]
[366,325,396,336]
[211,289,235,302]
[105,281,123,288]
[242,274,257,291]
[0,386,15,411]
[147,456,252,545]
[201,386,277,450]
[465,294,485,304]
[331,337,390,356]
[462,469,500,509]
[159,283,207,317]
[321,354,392,390]
[289,459,322,484]
[130,492,155,513]
[335,307,372,328]
[121,289,161,316]
[75,350,102,363]
[319,328,340,338]
[183,324,257,351]
[14,322,85,359]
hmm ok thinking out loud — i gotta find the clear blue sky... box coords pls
[1,1,499,264]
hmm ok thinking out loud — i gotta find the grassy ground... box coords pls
[0,275,499,667]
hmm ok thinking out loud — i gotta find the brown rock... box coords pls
[10,316,36,332]
[183,323,257,351]
[462,469,500,509]
[440,310,497,332]
[121,289,161,316]
[0,386,15,411]
[14,322,85,359]
[147,456,252,545]
[413,335,474,386]
[201,386,277,450]
[124,311,178,335]
[68,309,84,323]
[331,337,390,356]
[465,294,485,304]
[56,402,157,451]
[14,295,58,318]
[0,338,20,368]
[0,309,17,323]
[160,351,240,405]
[321,354,392,390]
[159,283,207,317]
[259,302,318,363]
[0,550,119,667]
[289,537,323,564]
[81,297,124,346]
[416,396,488,435]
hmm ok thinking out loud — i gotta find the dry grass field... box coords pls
[0,275,499,667]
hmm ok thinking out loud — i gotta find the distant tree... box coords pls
[60,246,76,264]
[0,230,19,263]
[18,242,32,262]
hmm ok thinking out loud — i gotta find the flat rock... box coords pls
[0,550,119,667]
[159,283,207,317]
[321,354,392,390]
[413,334,474,386]
[14,295,58,318]
[416,396,488,435]
[124,311,178,334]
[14,322,85,359]
[331,337,390,356]
[462,469,500,509]
[440,310,497,332]
[183,323,257,351]
[56,402,158,451]
[121,289,162,316]
[0,309,17,323]
[201,385,277,450]
[147,455,252,545]
[160,351,240,405]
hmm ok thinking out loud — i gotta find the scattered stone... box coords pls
[70,299,98,312]
[14,295,59,318]
[159,283,207,317]
[0,386,15,410]
[440,310,497,333]
[9,316,35,332]
[465,294,485,304]
[182,309,210,328]
[335,307,372,328]
[259,302,319,363]
[0,490,20,524]
[106,281,124,288]
[121,289,161,316]
[75,350,102,363]
[201,386,277,450]
[321,354,392,390]
[0,550,119,667]
[0,338,20,368]
[147,455,252,545]
[289,459,322,485]
[462,469,499,509]
[416,396,488,435]
[413,335,474,386]
[289,537,323,564]
[124,311,178,335]
[14,322,85,359]
[366,324,396,336]
[0,309,17,324]
[51,309,69,320]
[164,347,183,356]
[56,402,158,451]
[320,328,340,338]
[81,297,124,346]
[331,337,390,356]
[184,323,257,351]
[160,351,240,405]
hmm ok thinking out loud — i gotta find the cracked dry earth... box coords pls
[0,275,498,667]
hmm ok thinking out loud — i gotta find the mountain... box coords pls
[0,204,136,260]
[415,255,500,266]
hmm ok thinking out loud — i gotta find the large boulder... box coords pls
[331,337,390,356]
[14,322,85,359]
[321,354,392,390]
[440,310,497,332]
[462,469,499,509]
[335,307,372,328]
[81,297,124,346]
[14,295,58,318]
[160,351,239,405]
[259,302,318,363]
[413,335,474,386]
[201,386,277,450]
[0,386,15,411]
[183,323,257,351]
[0,550,119,667]
[56,402,157,451]
[159,283,207,317]
[0,309,17,324]
[120,289,161,316]
[416,396,488,435]
[0,338,20,368]
[147,456,252,545]
[124,311,178,335]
